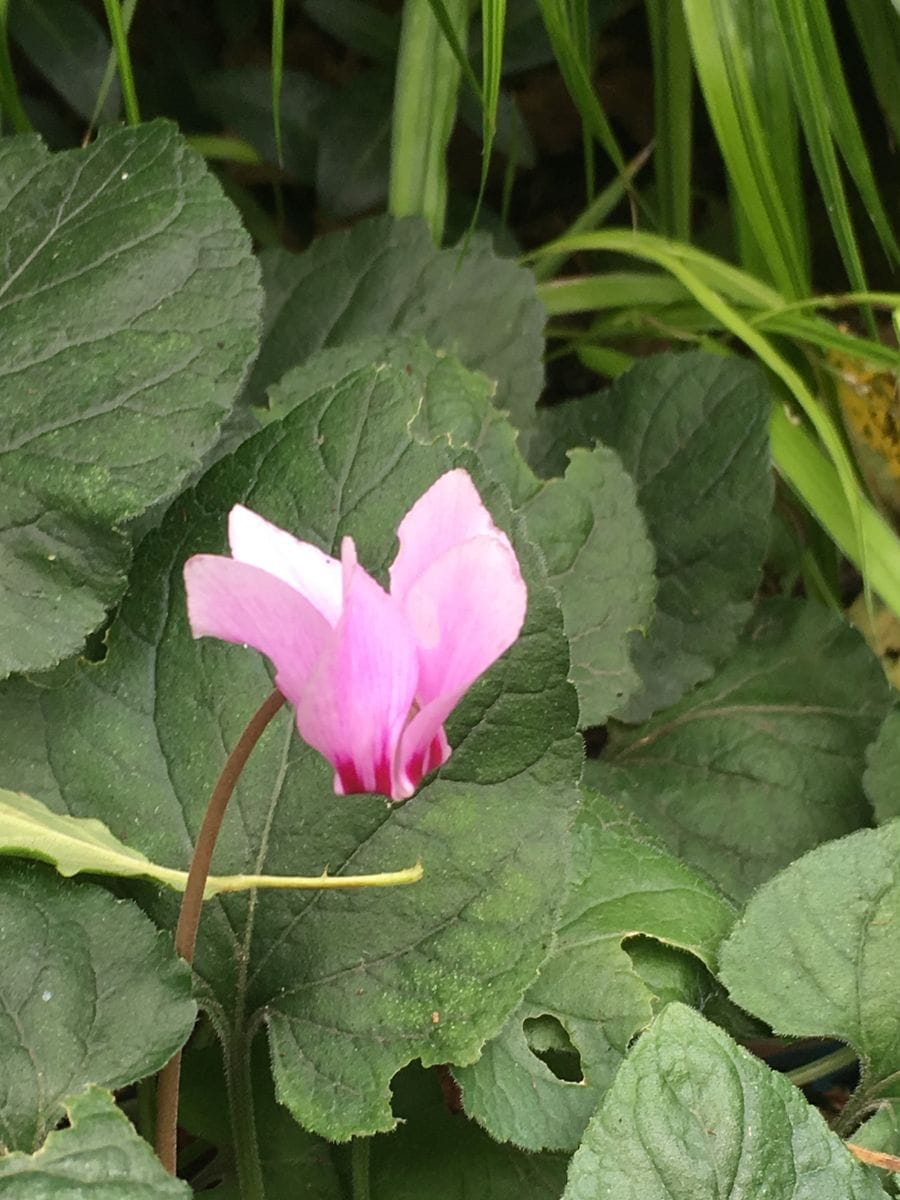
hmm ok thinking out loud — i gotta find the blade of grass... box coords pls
[534,229,783,307]
[8,0,118,123]
[537,231,900,366]
[0,0,33,132]
[101,0,139,124]
[759,315,900,370]
[770,401,900,613]
[424,0,482,101]
[766,0,872,329]
[570,0,595,198]
[563,293,900,370]
[535,0,628,180]
[530,228,900,612]
[271,0,285,167]
[85,0,137,140]
[186,134,263,165]
[539,270,689,316]
[846,0,900,146]
[681,0,807,296]
[575,343,635,377]
[785,0,899,265]
[531,140,653,281]
[730,1,806,285]
[477,0,506,216]
[390,0,468,243]
[646,0,692,239]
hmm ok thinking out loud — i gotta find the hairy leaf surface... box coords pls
[0,344,580,1142]
[587,601,891,899]
[0,121,261,675]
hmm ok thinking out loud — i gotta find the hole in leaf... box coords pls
[582,726,608,757]
[523,1014,584,1082]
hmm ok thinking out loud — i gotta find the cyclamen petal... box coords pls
[183,555,332,701]
[400,535,527,705]
[295,539,419,799]
[229,505,343,625]
[389,468,513,604]
[182,469,527,802]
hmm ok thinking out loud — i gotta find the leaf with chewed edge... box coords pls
[0,1088,190,1197]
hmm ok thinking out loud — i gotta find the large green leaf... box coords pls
[586,601,892,901]
[0,120,261,677]
[720,820,900,1098]
[245,216,545,433]
[539,352,772,722]
[0,344,581,1143]
[417,362,657,724]
[454,791,736,1152]
[270,335,656,726]
[562,1004,886,1200]
[370,1063,568,1200]
[0,1088,190,1198]
[0,862,195,1152]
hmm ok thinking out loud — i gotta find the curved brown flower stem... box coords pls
[155,689,286,1175]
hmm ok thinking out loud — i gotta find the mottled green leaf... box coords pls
[271,335,655,726]
[0,121,261,676]
[720,819,900,1093]
[246,216,545,432]
[0,344,580,1143]
[0,863,195,1152]
[539,352,772,722]
[587,600,891,900]
[562,1004,885,1200]
[455,791,736,1152]
[0,1088,190,1198]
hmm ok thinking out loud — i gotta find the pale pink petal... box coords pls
[295,538,419,800]
[401,535,527,705]
[228,505,343,626]
[389,469,513,602]
[183,555,332,702]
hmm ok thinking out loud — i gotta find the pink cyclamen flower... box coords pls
[183,469,527,802]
